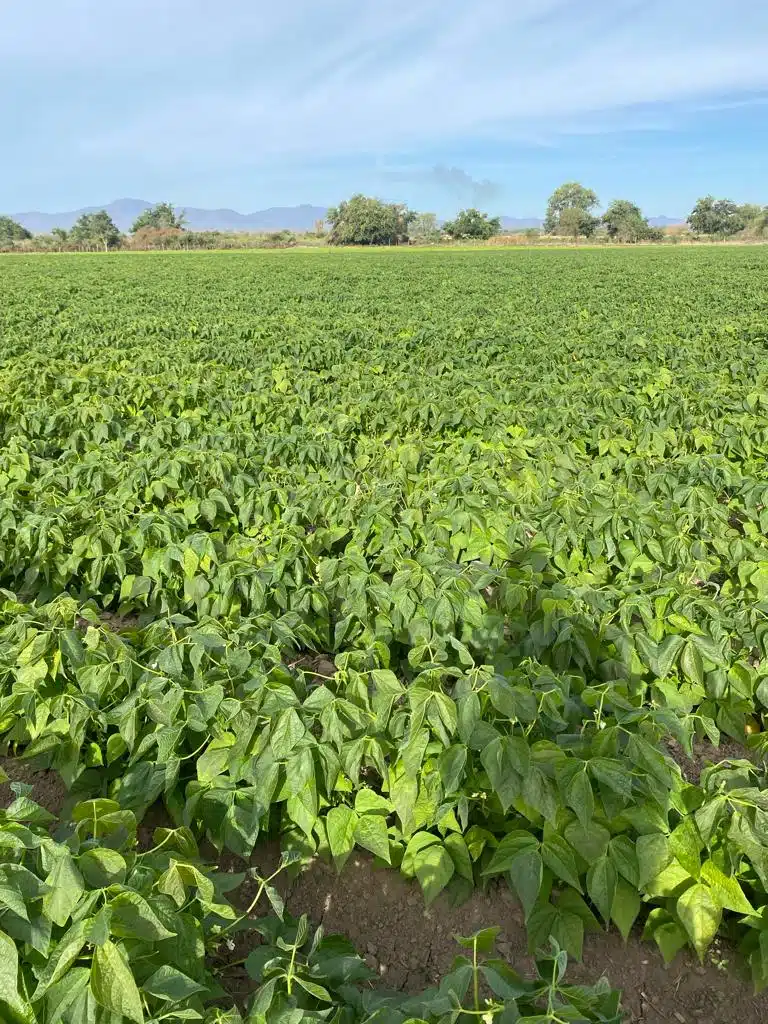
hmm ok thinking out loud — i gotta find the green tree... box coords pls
[326,194,415,245]
[131,202,185,233]
[70,211,122,251]
[738,203,768,236]
[442,208,501,240]
[558,206,599,241]
[687,196,745,238]
[0,216,32,244]
[754,208,768,236]
[408,212,442,244]
[602,199,660,243]
[544,182,599,234]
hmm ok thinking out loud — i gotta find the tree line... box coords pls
[0,204,299,252]
[0,203,183,251]
[2,187,768,250]
[325,186,768,244]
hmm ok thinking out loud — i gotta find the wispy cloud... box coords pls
[2,0,768,205]
[88,1,767,163]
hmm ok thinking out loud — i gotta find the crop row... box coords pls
[1,248,768,987]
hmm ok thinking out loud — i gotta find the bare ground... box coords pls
[3,755,767,1024]
[227,845,764,1024]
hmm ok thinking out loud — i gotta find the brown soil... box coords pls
[3,747,767,1023]
[99,611,142,632]
[224,847,765,1024]
[0,756,69,815]
[665,737,758,785]
[285,652,338,681]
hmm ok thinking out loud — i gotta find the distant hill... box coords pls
[648,215,683,227]
[10,200,684,235]
[11,200,330,234]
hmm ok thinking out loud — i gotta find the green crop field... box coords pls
[2,246,768,1023]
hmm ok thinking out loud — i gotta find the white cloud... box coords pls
[4,0,768,167]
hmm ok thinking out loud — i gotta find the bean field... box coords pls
[2,247,768,1023]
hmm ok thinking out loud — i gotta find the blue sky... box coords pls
[2,0,768,218]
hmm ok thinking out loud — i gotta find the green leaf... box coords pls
[326,805,358,873]
[354,814,391,863]
[44,852,84,927]
[522,767,558,824]
[457,691,481,745]
[564,820,610,863]
[700,860,754,914]
[87,905,113,947]
[680,642,704,686]
[586,855,617,925]
[72,798,121,825]
[541,834,582,892]
[589,758,632,800]
[655,634,685,678]
[507,849,543,922]
[5,795,55,826]
[42,968,91,1024]
[751,930,768,993]
[33,920,88,996]
[669,819,701,880]
[402,831,441,877]
[550,908,584,962]
[556,888,601,933]
[414,842,454,905]
[0,884,28,921]
[158,644,184,678]
[0,863,47,901]
[455,926,501,954]
[110,892,176,941]
[285,748,318,839]
[106,733,128,765]
[0,929,34,1023]
[482,830,539,875]
[610,877,641,941]
[637,833,672,890]
[79,848,127,888]
[60,629,86,667]
[158,863,187,907]
[353,788,391,816]
[526,902,557,954]
[645,860,693,898]
[676,883,722,961]
[608,836,639,888]
[487,678,536,722]
[438,744,467,794]
[91,939,145,1023]
[562,765,594,827]
[444,833,473,882]
[480,736,524,812]
[692,633,727,666]
[295,977,333,1001]
[196,734,236,783]
[142,965,208,1002]
[655,920,689,964]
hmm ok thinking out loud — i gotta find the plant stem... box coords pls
[473,936,480,1011]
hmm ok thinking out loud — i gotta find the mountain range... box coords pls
[9,200,682,234]
[11,199,330,234]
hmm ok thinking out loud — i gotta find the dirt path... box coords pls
[3,758,764,1024]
